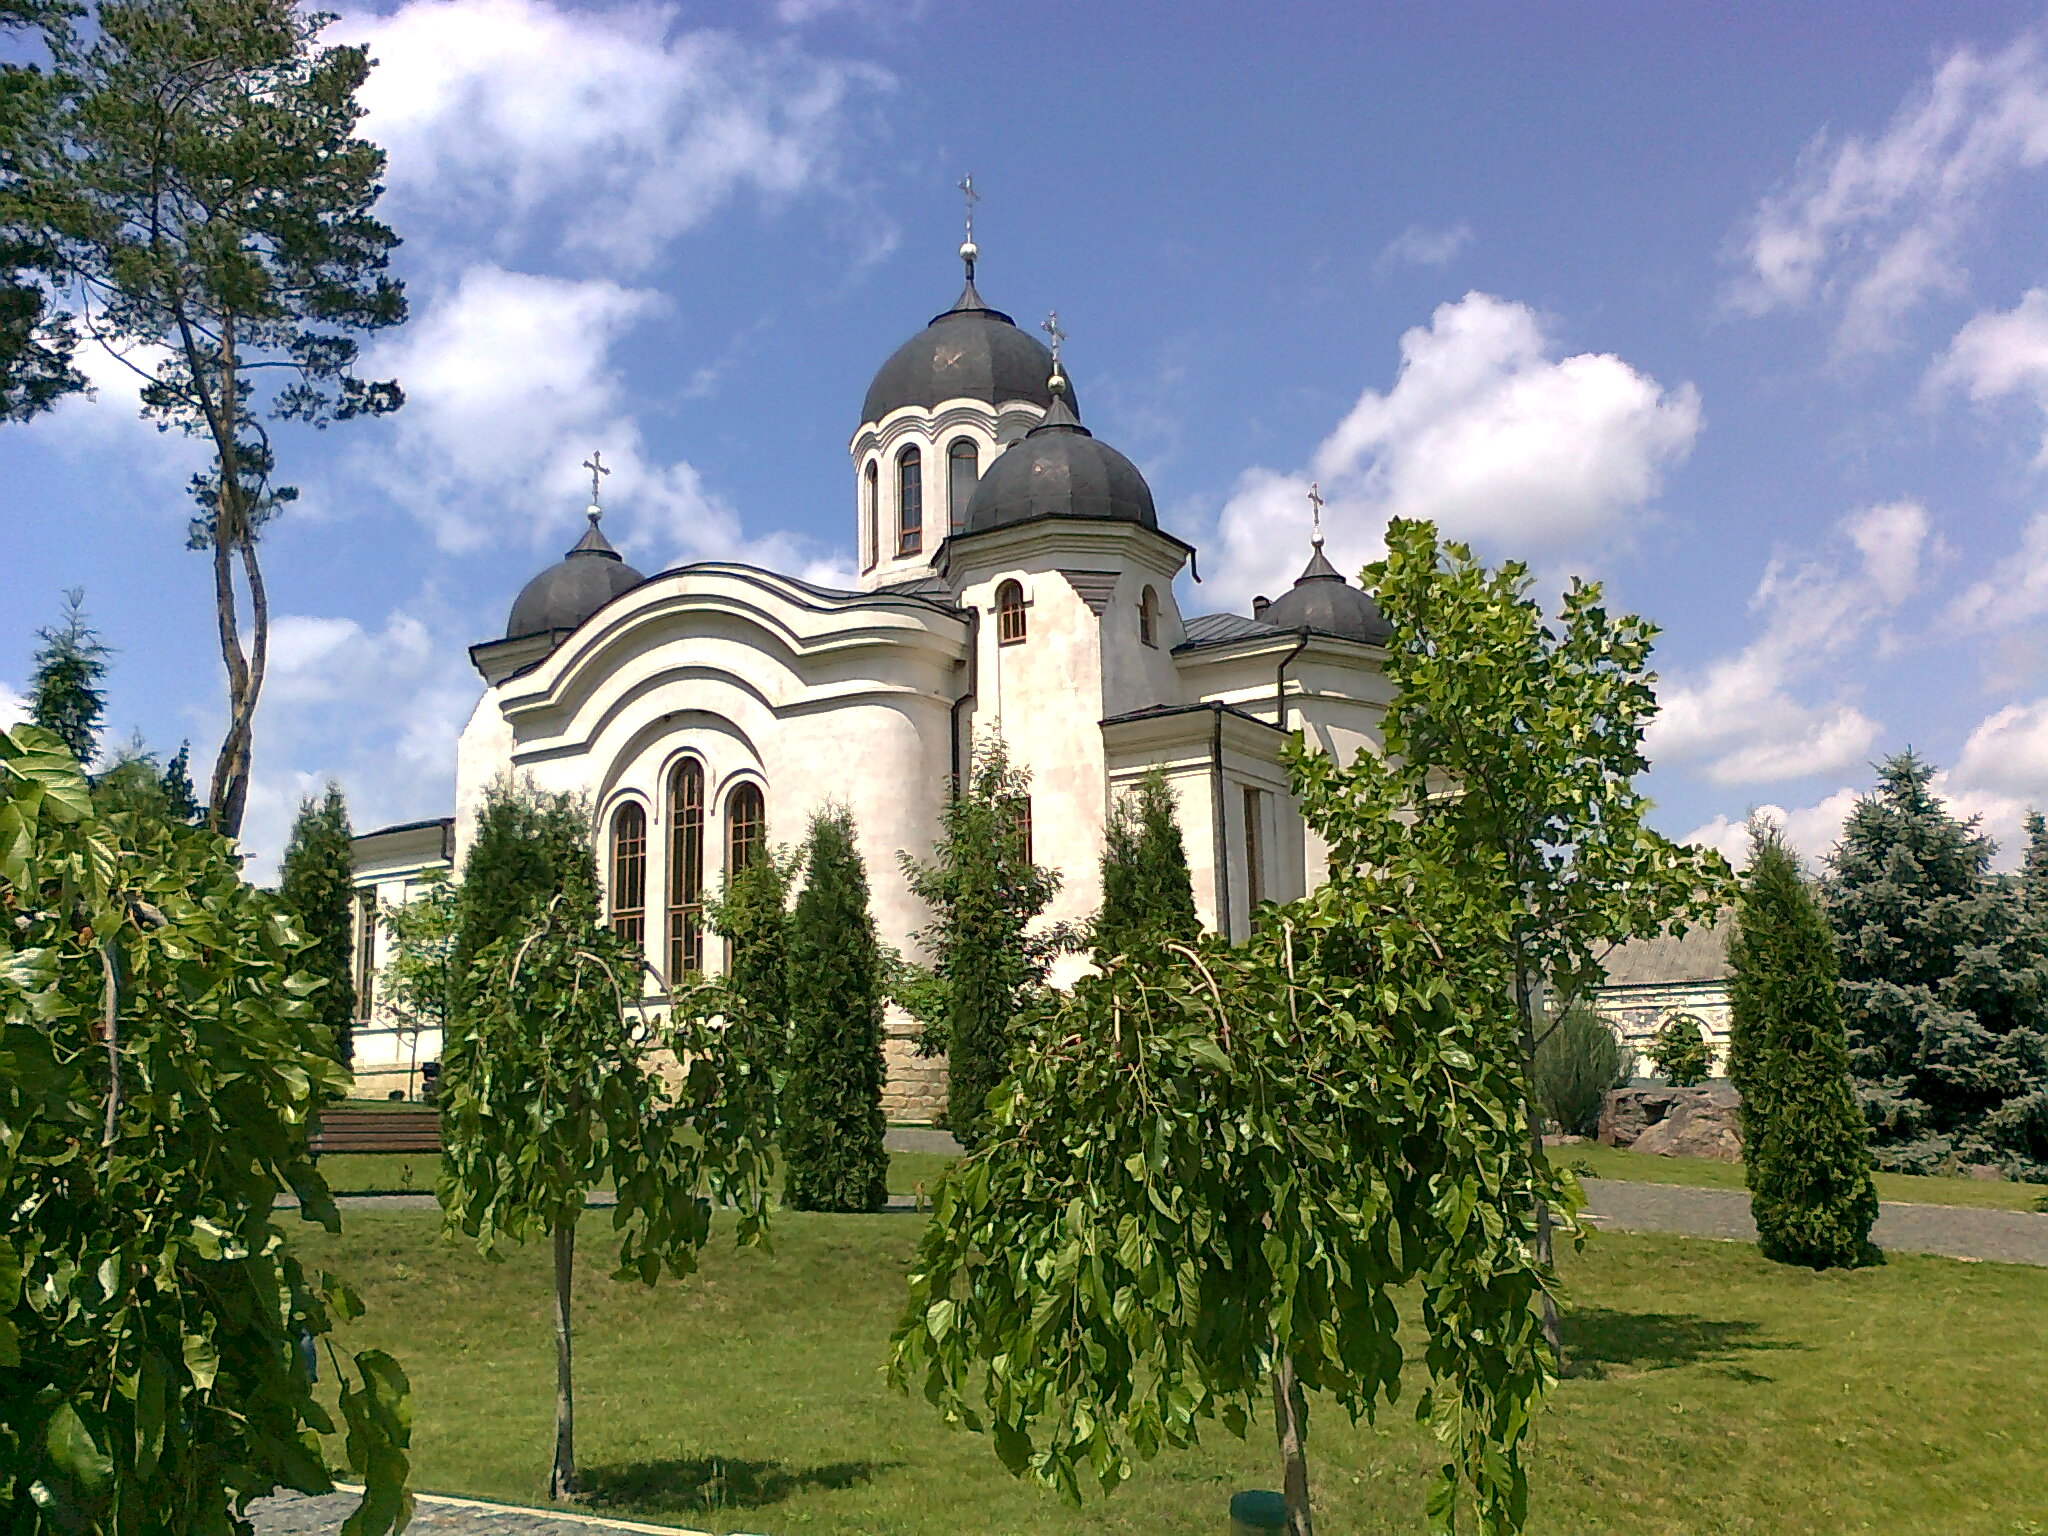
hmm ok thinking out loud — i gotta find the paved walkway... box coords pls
[250,1488,722,1535]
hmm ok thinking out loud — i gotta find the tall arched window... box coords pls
[995,579,1027,644]
[947,438,978,534]
[667,759,705,983]
[727,782,765,874]
[863,460,879,572]
[897,447,923,557]
[609,802,647,947]
[1139,585,1160,648]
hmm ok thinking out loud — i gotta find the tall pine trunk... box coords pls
[549,1210,579,1499]
[1272,1351,1313,1536]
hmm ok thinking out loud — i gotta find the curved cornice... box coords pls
[849,399,1046,458]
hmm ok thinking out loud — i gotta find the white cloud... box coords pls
[1375,222,1473,272]
[1731,28,2048,352]
[1948,509,2048,632]
[343,0,892,273]
[1929,286,2048,459]
[1209,292,1700,610]
[1954,697,2048,799]
[1843,497,1934,605]
[1685,787,1863,869]
[0,682,28,730]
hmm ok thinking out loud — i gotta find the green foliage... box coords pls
[1647,1014,1713,1087]
[451,776,597,1023]
[706,840,797,1082]
[377,870,457,1090]
[1826,751,2048,1180]
[786,807,888,1212]
[901,742,1068,1149]
[27,588,109,769]
[277,784,355,1068]
[157,742,198,825]
[0,3,88,421]
[1531,1006,1629,1135]
[1730,825,1880,1269]
[0,724,410,1534]
[1092,766,1199,966]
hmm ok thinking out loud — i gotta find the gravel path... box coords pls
[249,1488,722,1535]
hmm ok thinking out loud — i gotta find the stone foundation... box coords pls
[883,1033,948,1125]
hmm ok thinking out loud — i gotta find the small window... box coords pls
[897,447,923,557]
[1242,785,1264,913]
[667,760,705,981]
[947,438,979,533]
[353,889,378,1019]
[1139,585,1159,648]
[610,802,647,947]
[995,579,1027,644]
[862,461,879,572]
[1006,794,1033,866]
[727,782,765,874]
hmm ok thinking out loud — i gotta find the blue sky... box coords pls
[9,0,2048,877]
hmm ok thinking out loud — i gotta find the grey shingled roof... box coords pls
[1177,612,1283,649]
[1600,913,1734,986]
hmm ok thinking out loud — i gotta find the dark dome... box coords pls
[862,277,1067,423]
[1262,543,1392,644]
[506,513,646,639]
[959,389,1156,535]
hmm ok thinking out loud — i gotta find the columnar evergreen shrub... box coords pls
[901,742,1065,1149]
[785,807,888,1211]
[1530,1005,1627,1135]
[707,842,796,1080]
[1647,1014,1713,1086]
[1729,824,1879,1268]
[450,776,598,1019]
[27,587,110,768]
[277,783,357,1067]
[1092,766,1199,965]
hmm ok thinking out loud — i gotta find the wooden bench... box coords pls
[307,1106,443,1160]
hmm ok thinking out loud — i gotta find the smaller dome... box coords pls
[960,386,1156,535]
[1262,542,1392,644]
[506,512,646,639]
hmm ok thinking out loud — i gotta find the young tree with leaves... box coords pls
[0,724,411,1534]
[4,0,406,835]
[901,742,1067,1148]
[784,806,889,1212]
[438,783,773,1500]
[706,839,795,1081]
[1093,766,1199,966]
[1647,1014,1712,1087]
[1730,822,1879,1268]
[377,870,457,1098]
[26,587,109,768]
[277,783,356,1068]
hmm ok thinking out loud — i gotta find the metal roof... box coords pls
[861,278,1066,423]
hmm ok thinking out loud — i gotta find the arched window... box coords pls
[1139,585,1160,648]
[947,438,979,534]
[995,578,1026,645]
[727,782,765,874]
[609,802,647,947]
[897,447,923,557]
[862,460,879,572]
[666,759,705,983]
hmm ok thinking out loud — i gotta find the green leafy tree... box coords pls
[1730,823,1879,1268]
[0,0,89,420]
[706,839,796,1081]
[376,870,457,1099]
[1647,1014,1713,1087]
[901,742,1067,1149]
[4,0,406,835]
[277,783,356,1068]
[1324,517,1729,1344]
[785,806,888,1212]
[438,784,773,1501]
[451,776,598,1022]
[1092,765,1199,965]
[0,724,411,1534]
[1531,1005,1629,1134]
[1826,750,2048,1179]
[27,587,110,768]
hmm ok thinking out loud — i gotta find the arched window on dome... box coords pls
[862,460,879,572]
[666,759,705,983]
[995,579,1027,645]
[1139,585,1160,648]
[897,447,923,557]
[947,438,979,534]
[726,782,765,875]
[609,801,646,948]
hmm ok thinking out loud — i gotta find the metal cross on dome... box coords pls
[1041,311,1064,367]
[583,450,610,510]
[1307,480,1325,547]
[958,173,978,243]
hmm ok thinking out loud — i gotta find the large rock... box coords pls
[1599,1082,1743,1163]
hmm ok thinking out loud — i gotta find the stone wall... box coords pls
[883,1033,947,1124]
[1589,978,1733,1076]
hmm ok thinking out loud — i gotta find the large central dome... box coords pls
[861,275,1068,423]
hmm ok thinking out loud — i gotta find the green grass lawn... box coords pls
[1568,1143,2048,1212]
[294,1207,2048,1535]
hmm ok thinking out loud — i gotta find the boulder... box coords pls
[1599,1082,1743,1163]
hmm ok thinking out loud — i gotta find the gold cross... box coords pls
[583,450,610,508]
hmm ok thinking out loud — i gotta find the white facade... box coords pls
[348,264,1398,1117]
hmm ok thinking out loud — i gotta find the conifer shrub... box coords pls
[784,807,888,1212]
[277,784,358,1067]
[1092,766,1199,965]
[1729,823,1880,1269]
[707,841,796,1080]
[450,777,599,1019]
[1531,1005,1628,1136]
[27,588,110,768]
[1648,1013,1714,1086]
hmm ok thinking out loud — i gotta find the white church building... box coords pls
[348,243,1399,1117]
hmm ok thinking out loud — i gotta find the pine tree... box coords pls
[1730,823,1879,1268]
[451,776,599,1020]
[901,742,1066,1150]
[27,587,110,767]
[161,740,200,823]
[708,840,796,1080]
[278,784,358,1068]
[1093,766,1199,965]
[1826,750,2048,1178]
[784,806,888,1212]
[2022,811,2048,915]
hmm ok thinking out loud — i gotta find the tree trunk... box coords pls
[1516,957,1563,1359]
[549,1209,579,1500]
[1272,1351,1313,1536]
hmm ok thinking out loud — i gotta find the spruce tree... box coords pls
[277,783,358,1068]
[451,776,599,1020]
[161,740,200,823]
[27,587,110,767]
[784,806,888,1212]
[1730,823,1879,1268]
[1093,766,1199,965]
[901,741,1065,1150]
[708,840,796,1080]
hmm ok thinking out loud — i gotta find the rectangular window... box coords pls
[898,452,923,557]
[612,804,648,948]
[353,889,378,1019]
[1242,785,1264,913]
[948,440,978,533]
[1007,794,1033,866]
